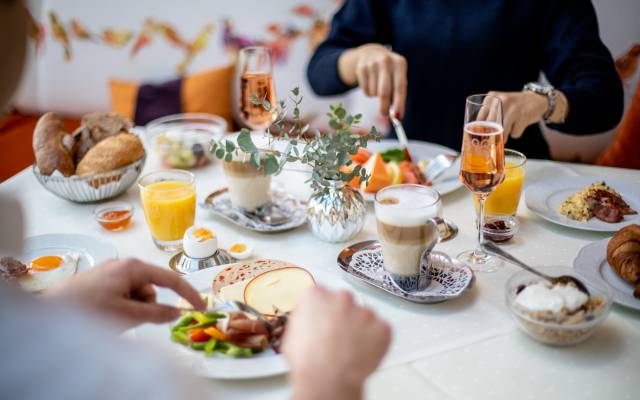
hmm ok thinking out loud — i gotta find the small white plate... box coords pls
[134,263,351,380]
[524,176,640,232]
[20,233,118,274]
[574,239,640,310]
[361,139,463,200]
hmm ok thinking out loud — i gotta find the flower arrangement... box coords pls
[210,87,380,193]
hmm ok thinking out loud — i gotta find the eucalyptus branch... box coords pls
[210,87,381,192]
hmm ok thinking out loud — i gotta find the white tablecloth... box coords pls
[2,151,639,400]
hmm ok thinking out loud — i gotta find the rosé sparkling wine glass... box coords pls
[458,94,506,272]
[237,46,277,132]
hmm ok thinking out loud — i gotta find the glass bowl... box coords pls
[482,215,519,243]
[93,201,134,231]
[145,113,227,169]
[505,267,612,346]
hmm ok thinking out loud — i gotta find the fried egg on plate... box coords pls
[19,252,80,292]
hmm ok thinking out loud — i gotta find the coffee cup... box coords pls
[374,184,446,292]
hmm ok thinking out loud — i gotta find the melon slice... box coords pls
[243,267,315,316]
[361,152,391,193]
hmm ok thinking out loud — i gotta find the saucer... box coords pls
[337,240,474,303]
[200,188,308,232]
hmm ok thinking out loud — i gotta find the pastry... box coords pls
[606,224,640,298]
[32,112,75,176]
[75,133,144,176]
[72,112,132,164]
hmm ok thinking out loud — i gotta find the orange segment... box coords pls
[361,153,391,193]
[349,148,372,164]
[340,165,361,188]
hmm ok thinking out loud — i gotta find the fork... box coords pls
[423,153,458,183]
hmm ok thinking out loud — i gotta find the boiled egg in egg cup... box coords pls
[169,226,236,274]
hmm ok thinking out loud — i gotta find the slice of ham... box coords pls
[586,189,637,223]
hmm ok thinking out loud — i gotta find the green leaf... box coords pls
[215,148,225,159]
[380,148,407,163]
[292,87,300,96]
[329,119,340,130]
[263,156,279,175]
[224,153,232,162]
[237,130,258,153]
[262,100,271,111]
[250,152,260,169]
[225,140,235,152]
[335,107,346,119]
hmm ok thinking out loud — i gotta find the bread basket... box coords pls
[32,153,146,203]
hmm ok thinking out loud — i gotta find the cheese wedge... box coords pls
[243,267,315,315]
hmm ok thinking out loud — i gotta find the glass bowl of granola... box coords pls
[505,267,612,346]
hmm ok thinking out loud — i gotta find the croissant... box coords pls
[607,224,640,298]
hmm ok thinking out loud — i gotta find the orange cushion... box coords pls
[596,79,640,169]
[0,113,80,181]
[109,64,234,128]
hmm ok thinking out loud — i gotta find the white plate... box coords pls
[362,139,462,200]
[574,239,640,310]
[134,264,351,380]
[524,176,640,232]
[20,234,118,274]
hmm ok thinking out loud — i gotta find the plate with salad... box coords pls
[344,139,462,200]
[134,260,349,379]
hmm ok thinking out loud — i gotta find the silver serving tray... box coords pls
[337,240,474,303]
[200,188,308,233]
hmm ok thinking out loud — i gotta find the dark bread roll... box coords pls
[606,224,640,298]
[32,112,75,176]
[73,112,132,164]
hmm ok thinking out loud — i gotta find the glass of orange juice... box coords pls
[138,170,196,252]
[474,149,526,216]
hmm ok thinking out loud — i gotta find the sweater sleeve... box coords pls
[306,0,389,96]
[542,0,623,134]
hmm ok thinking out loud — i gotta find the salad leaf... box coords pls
[380,148,407,163]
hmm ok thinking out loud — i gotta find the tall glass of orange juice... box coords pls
[138,170,196,251]
[474,149,526,216]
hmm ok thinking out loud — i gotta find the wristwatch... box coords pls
[523,82,556,122]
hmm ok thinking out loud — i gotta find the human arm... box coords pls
[307,0,407,117]
[46,258,206,329]
[282,287,391,400]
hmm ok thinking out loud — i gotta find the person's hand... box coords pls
[46,258,206,328]
[339,43,407,118]
[282,287,391,400]
[485,91,548,140]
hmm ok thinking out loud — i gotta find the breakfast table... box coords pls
[2,144,639,400]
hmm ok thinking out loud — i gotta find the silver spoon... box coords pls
[481,241,590,295]
[424,153,458,183]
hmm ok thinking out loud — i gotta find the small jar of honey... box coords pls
[93,201,134,231]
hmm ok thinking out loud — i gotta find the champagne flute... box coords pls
[236,46,277,132]
[457,94,505,272]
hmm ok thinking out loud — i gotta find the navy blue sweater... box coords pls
[307,0,623,159]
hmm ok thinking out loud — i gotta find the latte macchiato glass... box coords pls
[222,152,271,212]
[374,184,444,291]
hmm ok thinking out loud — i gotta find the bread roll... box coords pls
[73,112,132,164]
[32,112,75,176]
[75,133,144,176]
[606,224,640,298]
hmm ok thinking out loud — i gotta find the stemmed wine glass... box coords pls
[457,94,506,272]
[236,46,277,132]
